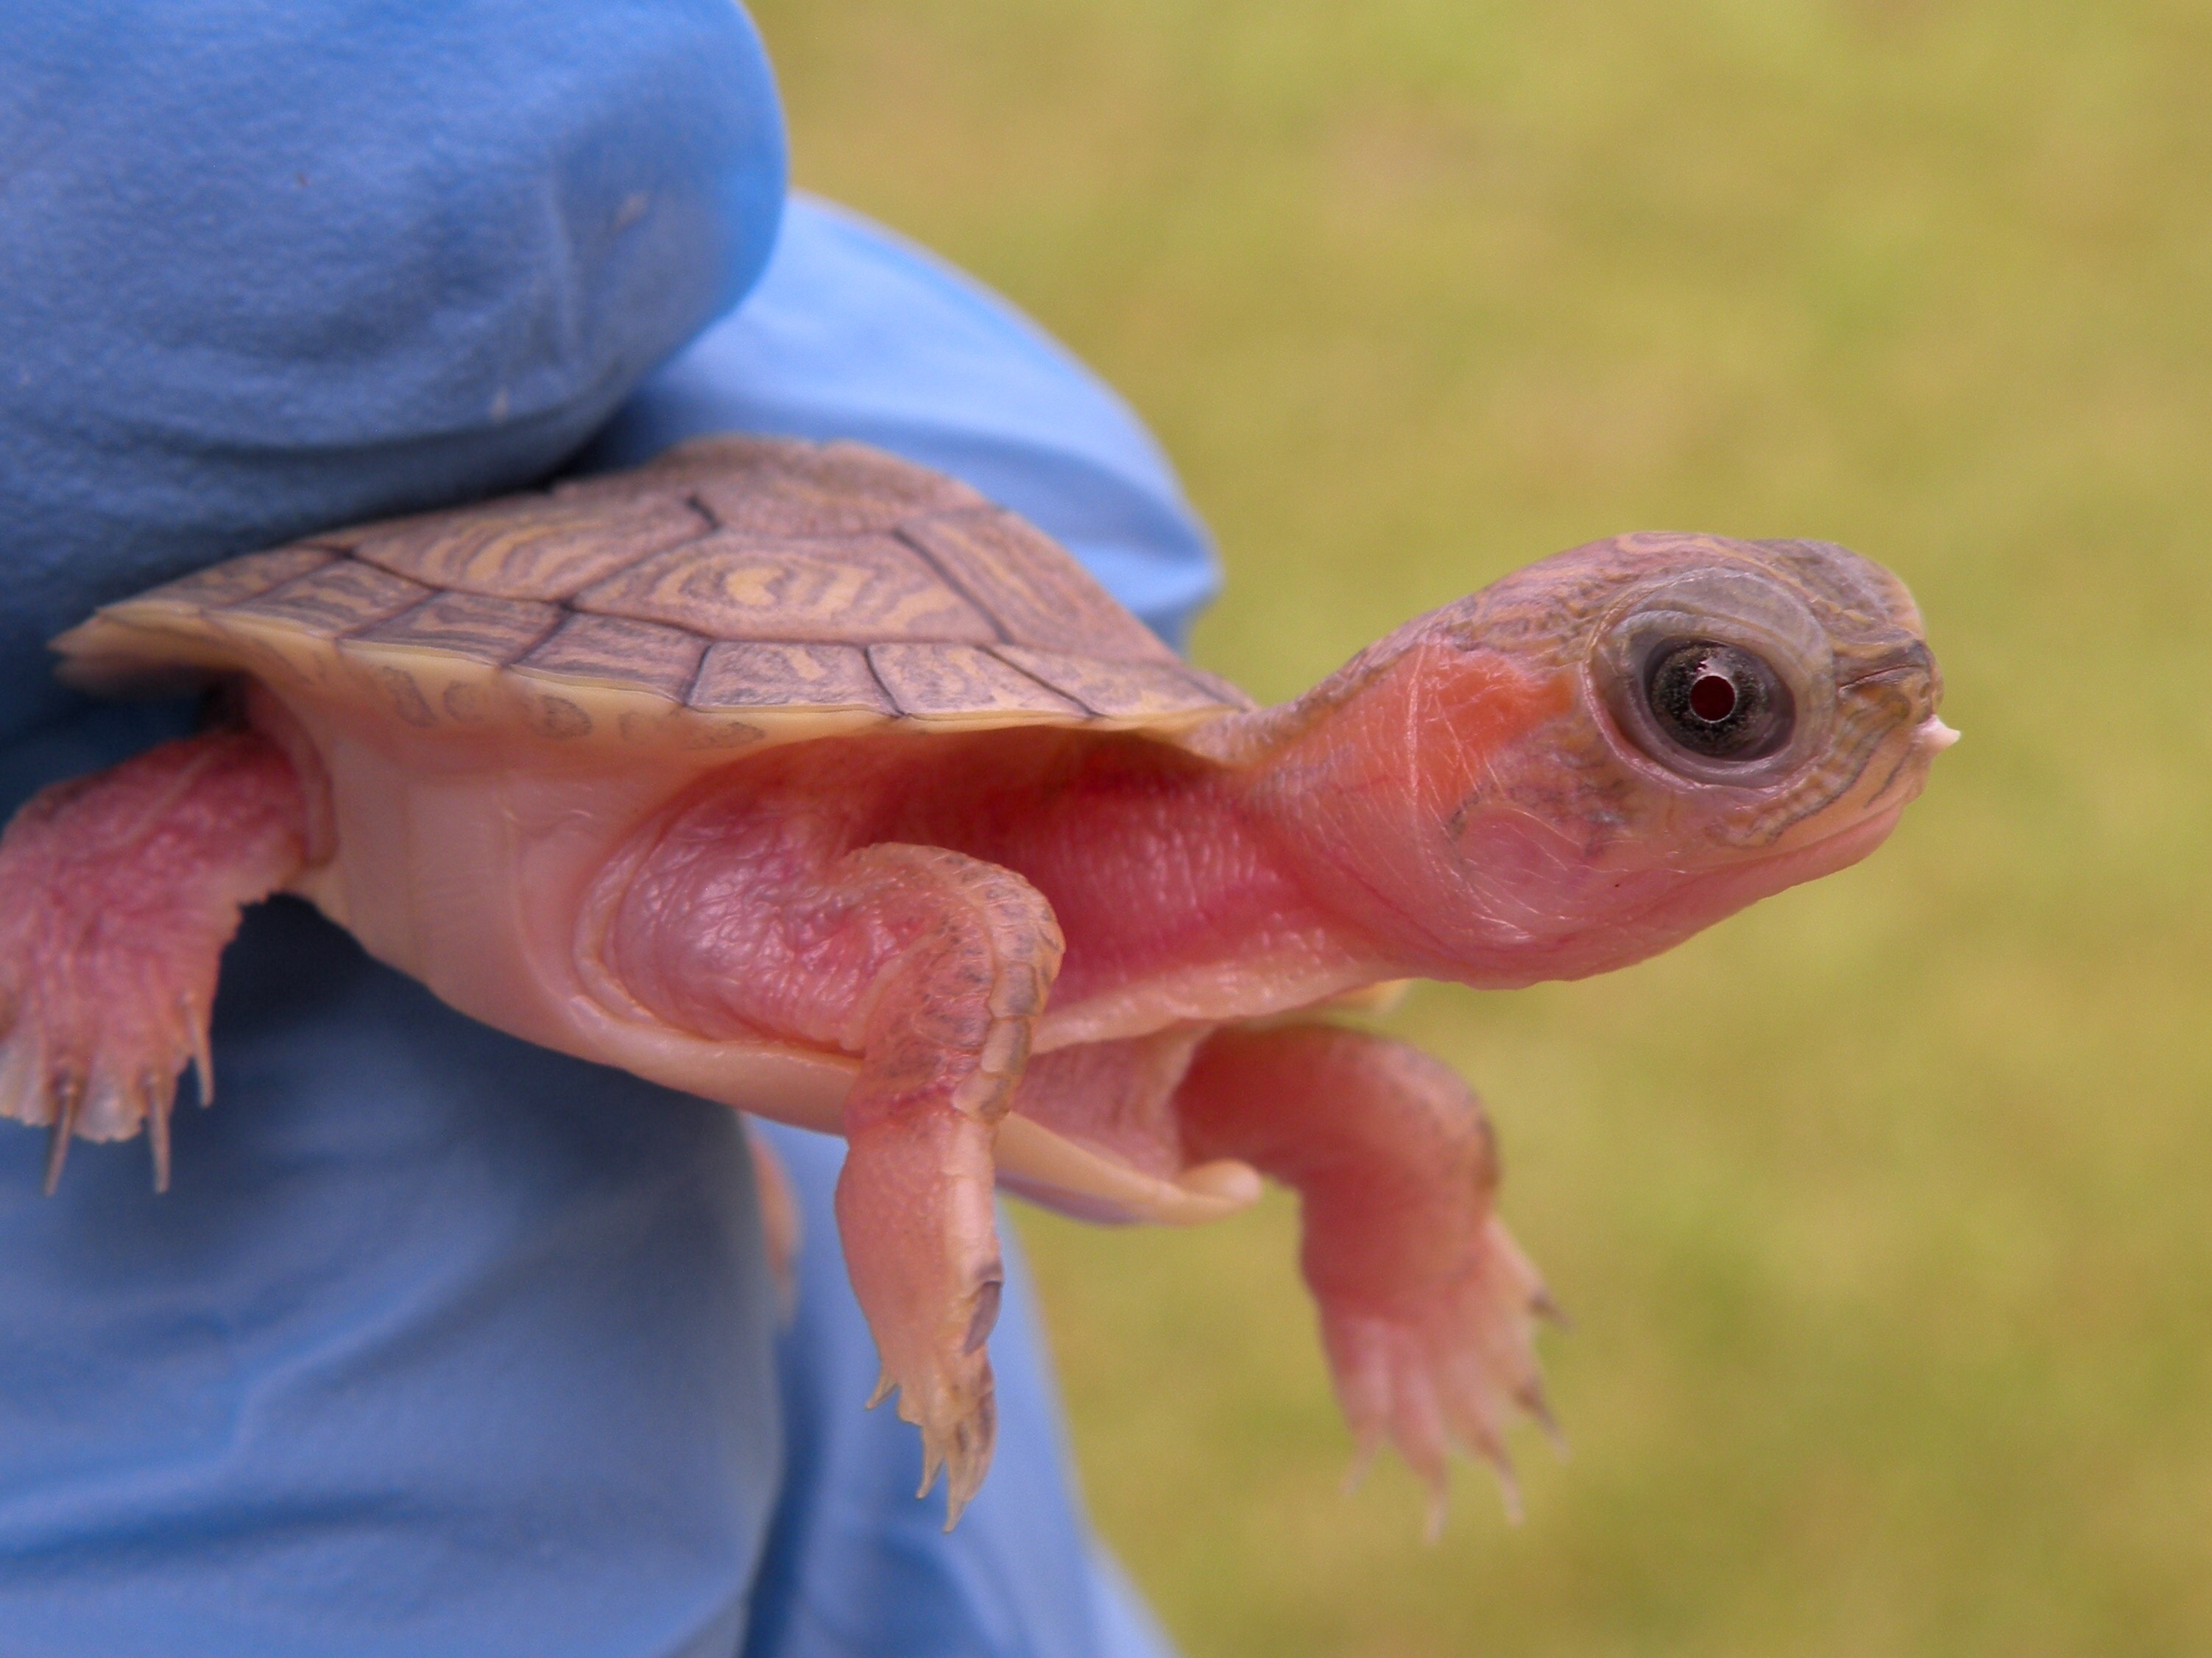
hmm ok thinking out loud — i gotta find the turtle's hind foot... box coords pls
[0,731,305,1189]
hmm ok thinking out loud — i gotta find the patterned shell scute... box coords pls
[676,436,992,536]
[898,511,1179,665]
[349,591,562,662]
[62,435,1251,751]
[518,614,707,701]
[222,559,434,639]
[992,647,1246,722]
[691,643,895,718]
[343,493,710,602]
[868,644,1086,722]
[113,546,340,621]
[573,531,1001,645]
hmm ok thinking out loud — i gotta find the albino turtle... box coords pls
[0,436,1950,1526]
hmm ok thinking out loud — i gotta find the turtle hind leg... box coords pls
[1174,1023,1558,1534]
[596,808,1064,1526]
[0,730,308,1191]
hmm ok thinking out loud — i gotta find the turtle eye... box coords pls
[1642,639,1792,762]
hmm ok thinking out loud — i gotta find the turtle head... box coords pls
[1264,532,1951,985]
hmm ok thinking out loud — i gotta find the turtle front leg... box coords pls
[597,822,1062,1526]
[830,845,1065,1523]
[1175,1024,1558,1531]
[0,730,309,1190]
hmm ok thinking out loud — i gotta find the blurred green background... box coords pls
[749,3,2212,1652]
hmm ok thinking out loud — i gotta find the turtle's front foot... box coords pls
[0,732,305,1190]
[838,1102,1006,1525]
[1321,1213,1558,1534]
[1176,1024,1561,1533]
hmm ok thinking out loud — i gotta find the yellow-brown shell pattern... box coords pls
[54,437,1254,753]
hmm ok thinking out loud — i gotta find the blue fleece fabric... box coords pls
[0,4,1212,1655]
[0,0,787,753]
[578,196,1217,644]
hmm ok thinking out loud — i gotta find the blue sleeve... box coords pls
[579,196,1219,648]
[0,0,785,757]
[592,198,1208,1658]
[0,6,796,1657]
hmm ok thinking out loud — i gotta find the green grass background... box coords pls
[749,3,2212,1652]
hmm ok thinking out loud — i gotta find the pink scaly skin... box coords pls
[1,531,1951,1526]
[1176,1026,1555,1536]
[0,731,306,1191]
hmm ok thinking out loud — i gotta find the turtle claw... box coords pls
[834,1105,1009,1527]
[1415,1445,1520,1543]
[0,731,305,1188]
[916,1378,997,1528]
[183,993,215,1108]
[0,958,201,1192]
[42,1071,85,1194]
[873,1337,998,1528]
[146,1073,174,1193]
[1320,1215,1559,1533]
[1341,1433,1382,1496]
[1492,1461,1524,1531]
[1530,1283,1572,1331]
[841,1241,1006,1528]
[1519,1376,1569,1457]
[881,1279,1001,1528]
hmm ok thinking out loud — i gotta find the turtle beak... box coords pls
[1915,717,1961,757]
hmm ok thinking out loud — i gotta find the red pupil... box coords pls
[1688,670,1737,722]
